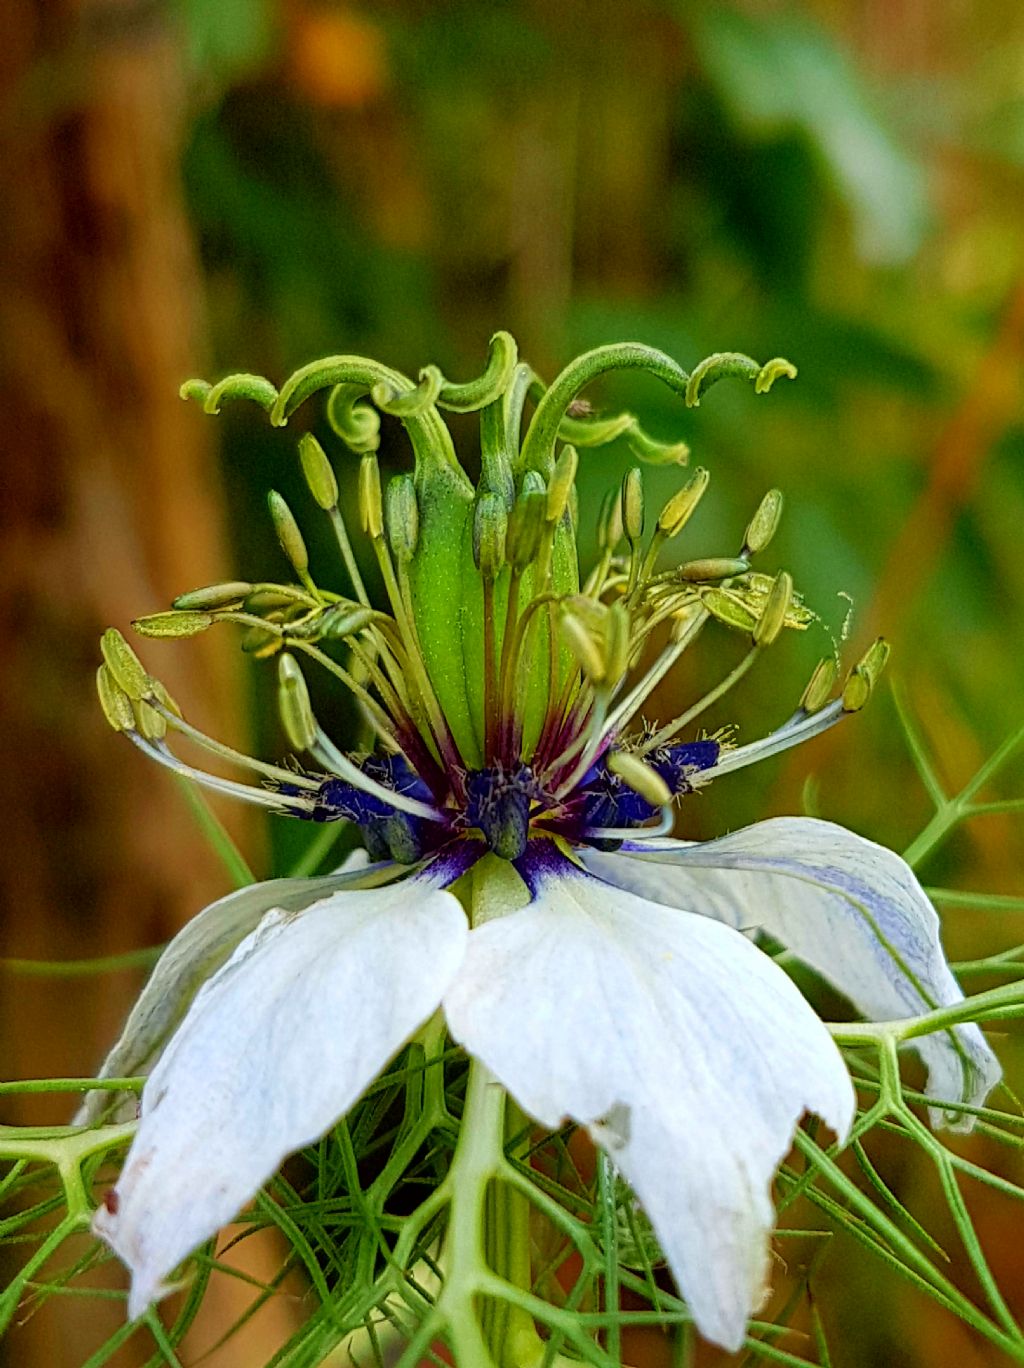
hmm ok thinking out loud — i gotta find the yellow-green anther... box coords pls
[319,604,376,639]
[298,433,339,511]
[507,488,546,569]
[842,671,871,713]
[560,611,606,684]
[241,623,282,656]
[622,467,645,545]
[856,636,891,687]
[133,610,214,639]
[598,488,623,552]
[800,657,837,714]
[151,677,182,718]
[702,589,759,633]
[101,628,151,702]
[134,698,167,743]
[245,588,309,612]
[173,582,252,611]
[547,445,578,523]
[473,492,507,578]
[743,489,784,555]
[658,468,710,537]
[604,600,632,682]
[753,571,793,647]
[277,653,318,751]
[679,557,750,583]
[386,474,420,565]
[268,490,309,575]
[96,664,135,732]
[359,454,384,538]
[606,750,672,807]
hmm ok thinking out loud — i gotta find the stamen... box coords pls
[150,701,320,791]
[697,700,845,781]
[581,803,675,843]
[128,734,318,815]
[311,727,445,822]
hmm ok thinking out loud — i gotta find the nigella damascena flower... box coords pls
[87,337,1000,1351]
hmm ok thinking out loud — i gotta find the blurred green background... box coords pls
[3,0,1024,1364]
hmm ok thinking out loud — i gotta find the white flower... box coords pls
[90,819,998,1350]
[90,339,1002,1352]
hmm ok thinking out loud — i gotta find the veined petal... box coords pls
[444,851,853,1351]
[583,818,1001,1129]
[94,872,468,1319]
[76,850,388,1125]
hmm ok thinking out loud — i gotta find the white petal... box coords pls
[76,851,392,1125]
[444,858,853,1351]
[94,875,467,1318]
[583,818,1001,1128]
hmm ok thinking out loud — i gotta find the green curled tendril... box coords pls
[685,352,798,407]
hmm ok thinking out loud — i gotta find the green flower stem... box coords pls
[436,1060,549,1368]
[902,718,1024,869]
[828,974,1024,1047]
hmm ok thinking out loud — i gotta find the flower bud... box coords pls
[658,468,709,538]
[473,492,508,578]
[298,433,339,511]
[277,653,317,751]
[358,454,384,538]
[752,571,793,647]
[743,490,784,555]
[386,474,420,565]
[268,491,309,575]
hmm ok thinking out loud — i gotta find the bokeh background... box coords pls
[3,0,1024,1364]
